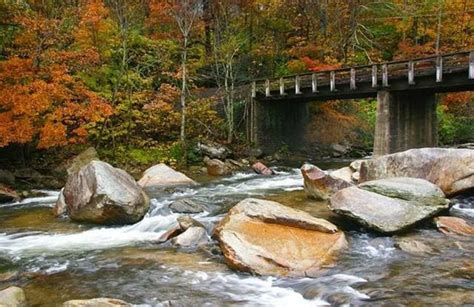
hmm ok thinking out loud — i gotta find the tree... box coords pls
[169,0,202,162]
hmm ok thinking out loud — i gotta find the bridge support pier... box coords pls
[251,100,309,152]
[373,90,438,156]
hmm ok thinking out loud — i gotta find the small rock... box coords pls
[169,199,205,214]
[394,237,434,255]
[251,162,274,176]
[196,141,231,159]
[204,157,231,176]
[0,286,27,307]
[177,216,205,231]
[53,188,67,217]
[158,226,183,243]
[63,298,130,306]
[301,164,353,200]
[330,143,348,157]
[435,216,474,236]
[172,227,209,247]
[138,164,196,189]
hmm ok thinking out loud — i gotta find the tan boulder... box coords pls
[204,157,231,176]
[301,164,353,200]
[435,216,474,236]
[138,164,196,189]
[213,198,347,277]
[359,148,474,196]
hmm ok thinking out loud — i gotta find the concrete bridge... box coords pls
[248,51,474,156]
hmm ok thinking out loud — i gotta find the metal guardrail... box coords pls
[251,51,474,98]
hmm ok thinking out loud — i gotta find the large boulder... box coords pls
[330,167,354,183]
[301,164,353,200]
[0,286,27,307]
[359,148,474,196]
[138,164,196,189]
[213,198,347,277]
[329,177,450,233]
[196,141,231,159]
[57,161,149,225]
[63,298,130,307]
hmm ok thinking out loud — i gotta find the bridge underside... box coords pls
[251,70,474,156]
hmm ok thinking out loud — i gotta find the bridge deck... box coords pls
[253,51,474,102]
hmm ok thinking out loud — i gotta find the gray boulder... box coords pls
[57,161,149,225]
[360,148,474,196]
[0,286,27,307]
[329,177,450,233]
[53,188,67,217]
[169,199,205,214]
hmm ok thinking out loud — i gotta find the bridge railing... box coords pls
[251,50,474,98]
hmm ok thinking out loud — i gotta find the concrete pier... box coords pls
[373,91,437,156]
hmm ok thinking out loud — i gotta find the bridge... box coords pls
[248,51,474,156]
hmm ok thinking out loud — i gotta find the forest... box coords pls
[0,0,473,172]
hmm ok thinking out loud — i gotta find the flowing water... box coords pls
[0,165,473,306]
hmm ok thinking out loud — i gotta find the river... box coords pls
[0,164,473,306]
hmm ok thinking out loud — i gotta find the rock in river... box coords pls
[63,298,130,306]
[138,163,196,189]
[172,227,209,247]
[0,286,27,307]
[301,164,353,200]
[57,161,149,225]
[359,148,474,196]
[252,162,274,176]
[329,177,450,233]
[435,216,474,236]
[169,199,205,214]
[204,157,232,176]
[213,198,347,277]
